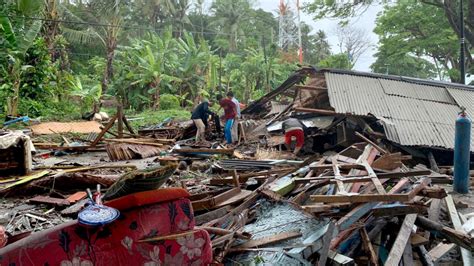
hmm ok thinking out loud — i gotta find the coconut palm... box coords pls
[210,0,251,51]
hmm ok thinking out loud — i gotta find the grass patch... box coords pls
[126,109,191,129]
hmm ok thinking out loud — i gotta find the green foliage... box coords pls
[318,53,353,70]
[128,109,191,129]
[371,2,459,81]
[160,94,180,110]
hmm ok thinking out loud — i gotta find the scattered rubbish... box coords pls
[0,67,473,265]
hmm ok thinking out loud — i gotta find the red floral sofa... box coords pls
[0,188,212,265]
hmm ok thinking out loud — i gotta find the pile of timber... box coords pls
[188,143,473,265]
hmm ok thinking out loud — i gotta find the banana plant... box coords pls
[174,31,213,105]
[121,30,181,110]
[0,0,44,116]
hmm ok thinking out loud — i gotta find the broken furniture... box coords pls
[0,131,33,175]
[0,188,212,265]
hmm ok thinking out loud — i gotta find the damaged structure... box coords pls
[0,67,473,265]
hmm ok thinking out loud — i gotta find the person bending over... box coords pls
[191,99,213,142]
[282,118,305,155]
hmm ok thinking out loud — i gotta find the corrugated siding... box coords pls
[325,72,474,150]
[380,79,455,104]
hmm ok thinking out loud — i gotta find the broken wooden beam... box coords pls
[360,227,379,266]
[428,242,456,263]
[294,107,339,116]
[236,230,302,248]
[355,131,388,155]
[445,194,474,264]
[415,215,474,251]
[311,193,410,203]
[385,214,417,266]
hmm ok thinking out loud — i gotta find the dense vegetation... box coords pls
[0,0,472,121]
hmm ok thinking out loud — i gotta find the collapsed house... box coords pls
[243,66,474,165]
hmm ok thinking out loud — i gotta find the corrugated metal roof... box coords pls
[325,71,474,150]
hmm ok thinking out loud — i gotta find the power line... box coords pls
[1,14,273,39]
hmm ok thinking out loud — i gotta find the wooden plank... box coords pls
[66,191,87,203]
[360,227,379,266]
[372,203,426,217]
[60,199,88,216]
[402,242,414,266]
[29,195,70,206]
[294,107,339,116]
[294,85,327,91]
[407,178,431,199]
[428,242,456,263]
[385,214,417,266]
[236,230,302,248]
[122,115,136,135]
[372,152,403,170]
[209,168,294,185]
[91,114,118,147]
[311,163,365,171]
[194,206,231,225]
[415,215,473,251]
[311,193,410,203]
[425,198,441,239]
[410,234,429,247]
[363,162,386,195]
[318,222,336,266]
[332,157,346,193]
[355,131,388,155]
[174,148,234,155]
[104,139,163,147]
[336,178,411,232]
[297,170,432,184]
[445,194,474,265]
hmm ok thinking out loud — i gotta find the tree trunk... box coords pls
[152,77,161,111]
[44,0,59,59]
[99,35,117,112]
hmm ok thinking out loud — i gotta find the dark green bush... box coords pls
[160,94,180,110]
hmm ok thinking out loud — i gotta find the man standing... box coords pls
[227,91,240,143]
[282,118,305,155]
[216,94,236,144]
[191,99,213,142]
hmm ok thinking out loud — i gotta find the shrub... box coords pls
[160,94,180,110]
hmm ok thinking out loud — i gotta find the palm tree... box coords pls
[0,0,44,116]
[210,0,251,51]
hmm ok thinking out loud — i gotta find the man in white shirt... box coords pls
[227,91,240,143]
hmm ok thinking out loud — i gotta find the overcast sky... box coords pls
[255,0,382,72]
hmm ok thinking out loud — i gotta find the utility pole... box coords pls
[460,0,466,85]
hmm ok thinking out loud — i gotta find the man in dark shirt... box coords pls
[191,99,213,142]
[282,118,305,155]
[216,94,236,144]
